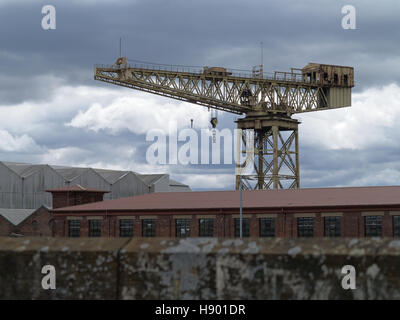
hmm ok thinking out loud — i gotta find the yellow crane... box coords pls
[94,57,354,190]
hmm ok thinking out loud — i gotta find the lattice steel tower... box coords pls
[95,58,353,190]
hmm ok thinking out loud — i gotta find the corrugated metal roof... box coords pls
[169,179,190,187]
[138,174,167,185]
[54,167,90,181]
[2,162,46,178]
[53,186,400,213]
[0,208,37,225]
[93,169,130,184]
[1,161,190,192]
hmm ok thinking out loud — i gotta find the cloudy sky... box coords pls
[0,0,399,190]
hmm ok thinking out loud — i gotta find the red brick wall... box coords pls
[0,215,14,236]
[0,207,52,237]
[52,209,400,239]
[52,191,106,209]
[383,212,392,237]
[18,207,53,237]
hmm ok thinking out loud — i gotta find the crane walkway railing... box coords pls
[94,63,315,84]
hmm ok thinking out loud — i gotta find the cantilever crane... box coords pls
[94,57,354,190]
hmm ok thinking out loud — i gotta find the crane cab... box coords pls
[302,63,354,108]
[302,63,354,87]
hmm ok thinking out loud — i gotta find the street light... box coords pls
[239,179,243,239]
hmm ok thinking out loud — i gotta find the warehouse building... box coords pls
[51,185,400,238]
[0,161,191,209]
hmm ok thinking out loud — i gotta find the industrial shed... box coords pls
[0,161,191,209]
[54,167,111,196]
[0,162,65,209]
[92,169,149,200]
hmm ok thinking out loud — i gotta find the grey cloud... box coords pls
[0,0,400,190]
[1,0,399,90]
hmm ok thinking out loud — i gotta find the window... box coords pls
[344,74,348,85]
[120,219,134,237]
[176,219,191,237]
[32,220,38,231]
[89,219,102,237]
[142,219,156,237]
[324,216,341,237]
[365,216,382,237]
[393,216,400,237]
[68,220,81,237]
[260,218,275,237]
[199,218,214,237]
[234,218,250,237]
[297,217,314,237]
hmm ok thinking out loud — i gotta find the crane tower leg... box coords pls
[235,116,300,190]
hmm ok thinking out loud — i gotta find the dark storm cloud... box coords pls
[1,0,400,190]
[1,0,400,101]
[300,145,400,188]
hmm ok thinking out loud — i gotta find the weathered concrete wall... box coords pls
[1,237,400,300]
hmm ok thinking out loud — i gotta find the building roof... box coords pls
[46,184,109,193]
[53,167,91,181]
[53,186,400,213]
[1,162,47,179]
[0,208,37,226]
[93,168,131,184]
[1,161,191,190]
[169,179,189,187]
[138,174,167,185]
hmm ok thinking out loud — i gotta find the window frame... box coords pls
[199,218,214,237]
[88,219,102,237]
[393,216,400,237]
[234,218,250,237]
[119,219,134,237]
[142,219,156,237]
[259,217,275,237]
[68,220,81,238]
[365,215,382,237]
[297,217,314,237]
[324,216,341,237]
[175,219,191,238]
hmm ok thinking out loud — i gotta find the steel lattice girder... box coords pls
[94,66,341,116]
[235,117,299,190]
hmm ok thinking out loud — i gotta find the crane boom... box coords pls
[94,58,353,117]
[94,57,354,190]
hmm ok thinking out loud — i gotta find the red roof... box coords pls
[53,186,400,212]
[46,184,109,193]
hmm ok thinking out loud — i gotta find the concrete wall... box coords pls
[1,237,400,299]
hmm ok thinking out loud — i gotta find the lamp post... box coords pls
[239,179,243,239]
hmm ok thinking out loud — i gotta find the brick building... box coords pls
[46,185,109,209]
[0,206,53,237]
[51,186,400,238]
